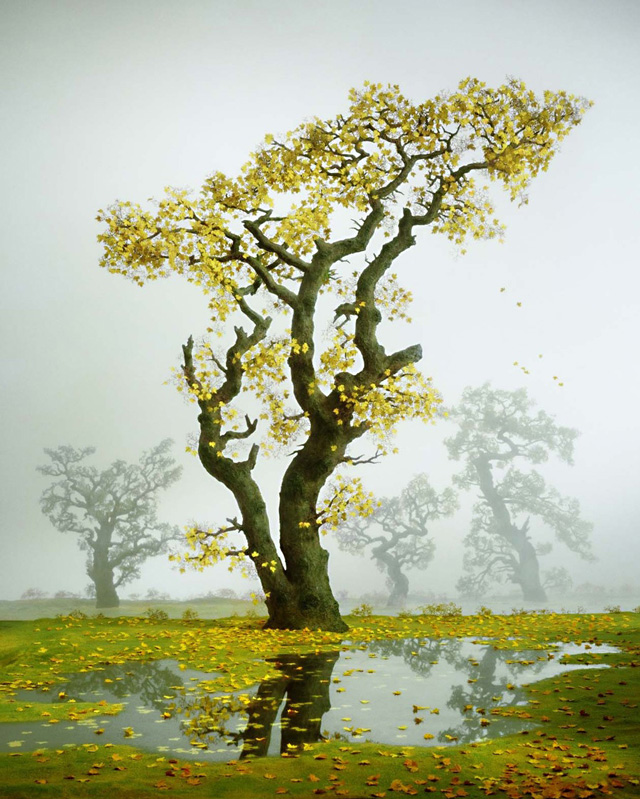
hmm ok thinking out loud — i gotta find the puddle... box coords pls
[0,638,617,759]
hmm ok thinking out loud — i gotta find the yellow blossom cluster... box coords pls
[318,333,360,388]
[337,365,442,453]
[169,525,252,576]
[376,272,414,323]
[455,77,591,202]
[317,475,381,533]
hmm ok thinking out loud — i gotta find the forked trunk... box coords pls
[197,427,347,632]
[275,439,348,632]
[263,562,346,631]
[265,515,346,631]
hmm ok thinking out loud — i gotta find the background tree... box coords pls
[444,384,594,602]
[335,474,458,607]
[542,565,574,596]
[98,78,589,630]
[38,440,181,608]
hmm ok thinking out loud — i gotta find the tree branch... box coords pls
[244,210,311,273]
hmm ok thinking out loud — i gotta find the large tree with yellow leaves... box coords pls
[97,78,589,631]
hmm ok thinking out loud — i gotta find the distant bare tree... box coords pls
[335,474,458,606]
[38,440,182,608]
[21,588,47,600]
[445,384,593,602]
[543,566,573,595]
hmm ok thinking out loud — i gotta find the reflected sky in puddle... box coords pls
[0,638,617,760]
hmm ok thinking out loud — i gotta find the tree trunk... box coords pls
[197,424,346,632]
[372,548,409,607]
[92,559,120,608]
[88,528,120,608]
[276,435,348,632]
[473,457,547,604]
[513,536,548,602]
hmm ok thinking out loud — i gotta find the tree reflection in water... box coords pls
[368,637,551,743]
[7,640,606,758]
[174,651,340,757]
[30,659,185,710]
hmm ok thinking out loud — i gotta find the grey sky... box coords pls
[1,0,639,601]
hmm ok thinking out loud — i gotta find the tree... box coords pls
[38,440,182,608]
[444,384,594,602]
[335,474,457,607]
[97,78,589,630]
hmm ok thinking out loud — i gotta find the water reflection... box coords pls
[179,651,339,757]
[16,660,183,710]
[0,639,615,759]
[367,637,549,743]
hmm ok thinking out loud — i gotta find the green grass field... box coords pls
[0,596,258,622]
[0,609,638,798]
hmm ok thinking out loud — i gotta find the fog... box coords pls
[1,0,639,608]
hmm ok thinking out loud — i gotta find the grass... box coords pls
[0,610,639,797]
[0,597,259,621]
